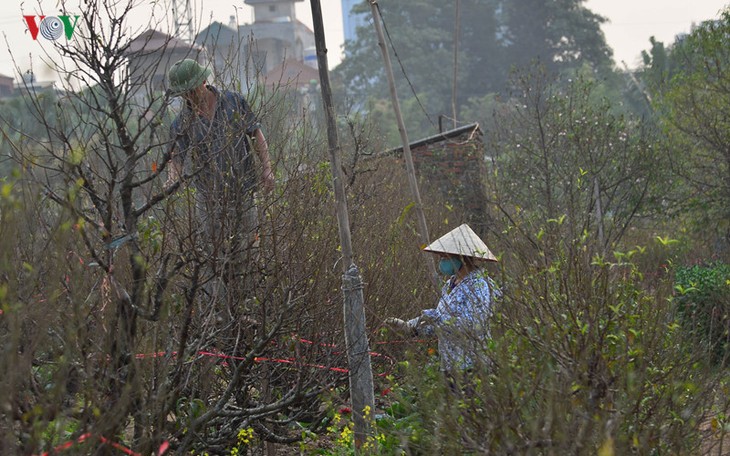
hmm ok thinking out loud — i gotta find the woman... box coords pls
[388,224,499,372]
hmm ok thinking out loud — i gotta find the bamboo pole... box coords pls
[369,0,439,287]
[310,0,375,449]
[452,0,460,129]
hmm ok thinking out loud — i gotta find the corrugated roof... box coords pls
[387,123,481,154]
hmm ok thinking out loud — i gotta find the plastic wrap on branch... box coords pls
[342,263,375,447]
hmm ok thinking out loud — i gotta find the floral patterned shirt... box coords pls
[409,269,499,371]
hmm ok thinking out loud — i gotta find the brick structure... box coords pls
[387,123,487,231]
[196,0,315,87]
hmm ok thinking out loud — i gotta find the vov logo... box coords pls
[23,15,81,41]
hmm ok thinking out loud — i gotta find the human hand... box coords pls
[384,317,407,329]
[385,317,418,336]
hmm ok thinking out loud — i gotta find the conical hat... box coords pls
[423,224,497,261]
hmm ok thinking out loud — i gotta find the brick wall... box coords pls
[409,125,487,230]
[363,123,488,236]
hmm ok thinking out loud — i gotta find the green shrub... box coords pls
[675,262,730,366]
[355,234,730,454]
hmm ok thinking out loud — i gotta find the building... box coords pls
[341,0,367,54]
[123,0,319,103]
[0,74,14,98]
[123,29,207,100]
[263,58,318,91]
[196,0,316,88]
[13,71,56,97]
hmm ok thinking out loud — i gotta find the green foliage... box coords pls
[0,94,60,177]
[307,364,441,455]
[491,246,698,453]
[334,0,617,143]
[674,262,730,365]
[352,235,726,454]
[642,8,730,254]
[640,36,673,92]
[500,0,613,74]
[486,69,666,257]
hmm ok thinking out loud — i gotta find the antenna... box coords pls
[172,0,194,43]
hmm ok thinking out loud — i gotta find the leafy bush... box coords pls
[340,232,730,454]
[675,262,730,366]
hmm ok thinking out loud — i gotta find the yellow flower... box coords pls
[237,427,255,445]
[337,424,354,446]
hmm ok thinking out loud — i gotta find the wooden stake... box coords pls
[369,0,439,287]
[310,0,375,449]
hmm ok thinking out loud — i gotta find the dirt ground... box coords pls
[700,417,730,455]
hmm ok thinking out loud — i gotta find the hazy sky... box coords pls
[0,0,344,81]
[0,0,727,82]
[586,0,728,66]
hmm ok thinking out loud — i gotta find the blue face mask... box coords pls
[438,257,463,276]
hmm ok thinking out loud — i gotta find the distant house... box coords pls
[261,58,320,116]
[123,29,207,99]
[196,0,315,88]
[263,58,318,91]
[0,74,14,98]
[13,72,56,97]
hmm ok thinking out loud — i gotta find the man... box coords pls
[166,58,274,295]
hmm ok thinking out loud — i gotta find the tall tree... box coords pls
[500,0,613,75]
[335,0,501,140]
[645,10,730,256]
[458,0,504,108]
[486,69,663,258]
[335,0,615,143]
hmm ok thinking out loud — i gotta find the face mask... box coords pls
[438,257,462,276]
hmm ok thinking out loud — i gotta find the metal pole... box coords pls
[310,0,375,449]
[369,0,439,287]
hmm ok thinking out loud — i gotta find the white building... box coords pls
[196,0,316,89]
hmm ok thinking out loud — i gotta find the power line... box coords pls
[375,2,441,133]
